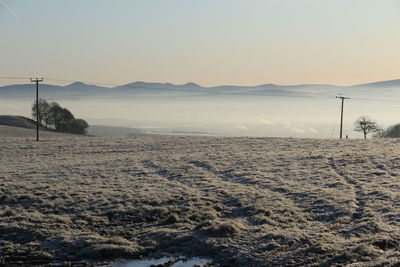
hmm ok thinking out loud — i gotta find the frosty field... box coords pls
[1,125,400,266]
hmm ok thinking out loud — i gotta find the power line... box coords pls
[351,97,400,103]
[336,95,350,139]
[30,78,43,142]
[0,77,28,79]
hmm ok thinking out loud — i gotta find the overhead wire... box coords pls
[0,77,30,80]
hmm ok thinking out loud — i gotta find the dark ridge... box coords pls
[0,115,52,131]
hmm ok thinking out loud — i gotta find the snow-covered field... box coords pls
[1,125,400,266]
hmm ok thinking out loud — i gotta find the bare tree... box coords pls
[69,119,89,134]
[354,116,381,139]
[32,100,89,135]
[57,108,75,132]
[47,102,63,131]
[376,123,400,138]
[31,98,50,127]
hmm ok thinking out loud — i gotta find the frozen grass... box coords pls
[1,127,400,265]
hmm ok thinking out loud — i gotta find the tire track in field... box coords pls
[327,157,366,220]
[141,158,248,215]
[194,157,353,223]
[141,159,244,208]
[359,157,400,224]
[368,157,397,178]
[141,157,305,226]
[183,158,308,223]
[141,159,207,197]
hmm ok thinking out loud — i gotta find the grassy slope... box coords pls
[1,136,400,266]
[0,115,52,130]
[0,125,70,138]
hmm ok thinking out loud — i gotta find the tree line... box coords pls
[32,99,89,135]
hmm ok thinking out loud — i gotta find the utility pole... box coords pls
[30,78,44,141]
[336,95,350,139]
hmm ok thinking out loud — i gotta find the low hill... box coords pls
[0,115,50,130]
[0,124,69,138]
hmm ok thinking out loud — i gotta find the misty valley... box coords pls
[1,80,400,139]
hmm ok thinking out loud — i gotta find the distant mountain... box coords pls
[1,79,399,99]
[0,84,64,96]
[356,79,400,88]
[0,82,111,98]
[65,82,88,87]
[117,81,202,89]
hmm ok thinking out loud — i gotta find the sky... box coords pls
[1,0,400,87]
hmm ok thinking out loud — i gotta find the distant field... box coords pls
[1,130,400,266]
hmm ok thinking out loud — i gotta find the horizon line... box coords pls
[1,77,400,88]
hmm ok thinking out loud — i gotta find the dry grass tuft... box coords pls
[197,220,244,237]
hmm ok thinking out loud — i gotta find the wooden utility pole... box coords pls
[30,78,43,141]
[336,95,349,139]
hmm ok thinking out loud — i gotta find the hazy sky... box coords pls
[1,0,400,86]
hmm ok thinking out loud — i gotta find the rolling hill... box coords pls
[0,115,44,129]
